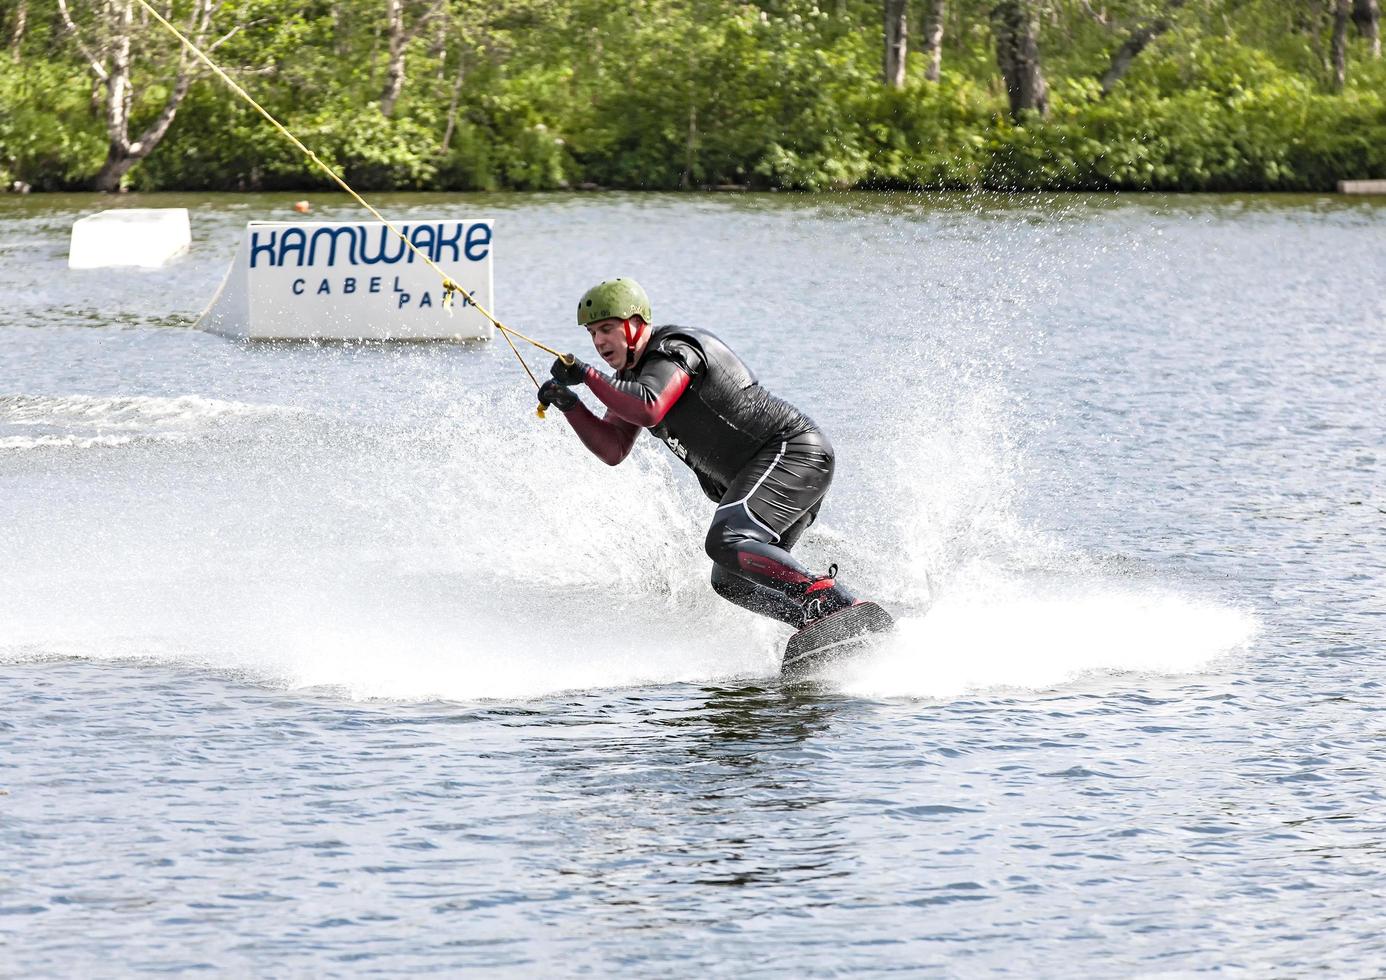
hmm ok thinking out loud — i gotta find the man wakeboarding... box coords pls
[538,277,880,639]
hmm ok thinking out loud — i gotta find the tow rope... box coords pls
[132,0,572,417]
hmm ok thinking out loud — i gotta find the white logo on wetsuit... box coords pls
[662,432,689,461]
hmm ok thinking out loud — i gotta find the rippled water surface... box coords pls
[2,191,1384,974]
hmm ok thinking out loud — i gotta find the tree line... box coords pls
[1,0,1383,193]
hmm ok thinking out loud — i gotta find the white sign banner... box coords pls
[200,218,495,340]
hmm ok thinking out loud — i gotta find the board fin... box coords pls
[782,601,894,678]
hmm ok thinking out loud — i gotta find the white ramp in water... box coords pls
[198,218,495,341]
[68,208,191,269]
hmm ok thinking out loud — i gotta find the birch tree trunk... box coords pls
[884,0,908,88]
[1099,0,1184,97]
[381,0,407,116]
[380,0,445,117]
[9,0,27,62]
[58,0,224,192]
[923,0,945,82]
[1331,0,1351,89]
[440,49,467,152]
[1358,0,1380,56]
[991,0,1048,119]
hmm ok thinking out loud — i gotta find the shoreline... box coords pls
[6,186,1385,200]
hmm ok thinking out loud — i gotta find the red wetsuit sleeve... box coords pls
[562,402,640,466]
[582,358,691,428]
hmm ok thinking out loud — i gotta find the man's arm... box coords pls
[563,402,641,466]
[581,357,690,427]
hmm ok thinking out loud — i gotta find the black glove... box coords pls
[537,380,578,413]
[550,355,588,386]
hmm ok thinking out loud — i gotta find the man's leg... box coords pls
[709,509,817,626]
[704,430,856,624]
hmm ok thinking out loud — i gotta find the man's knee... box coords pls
[704,518,738,566]
[705,509,769,566]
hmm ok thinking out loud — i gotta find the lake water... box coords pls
[2,190,1383,974]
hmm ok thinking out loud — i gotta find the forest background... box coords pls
[1,0,1383,193]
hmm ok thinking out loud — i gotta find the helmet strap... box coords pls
[622,317,647,369]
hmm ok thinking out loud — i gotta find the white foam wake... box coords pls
[0,394,298,452]
[832,583,1257,700]
[0,433,144,450]
[0,393,289,424]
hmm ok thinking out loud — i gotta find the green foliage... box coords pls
[0,61,106,189]
[436,62,574,190]
[5,0,1385,193]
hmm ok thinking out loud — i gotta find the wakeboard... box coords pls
[781,601,895,678]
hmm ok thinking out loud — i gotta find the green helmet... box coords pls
[577,278,651,327]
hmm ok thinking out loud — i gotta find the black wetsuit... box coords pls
[560,325,848,626]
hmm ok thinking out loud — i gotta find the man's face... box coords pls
[586,317,631,369]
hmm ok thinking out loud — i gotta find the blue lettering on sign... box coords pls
[435,223,462,262]
[250,231,276,269]
[465,223,492,261]
[285,275,480,310]
[248,221,492,267]
[277,227,307,267]
[408,224,436,265]
[308,226,358,266]
[359,225,408,266]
